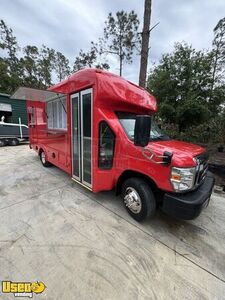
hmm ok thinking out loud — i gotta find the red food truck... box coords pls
[11,68,215,221]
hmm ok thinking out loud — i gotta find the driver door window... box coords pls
[98,121,115,169]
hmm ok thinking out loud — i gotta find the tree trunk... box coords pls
[209,36,222,102]
[119,25,123,76]
[210,49,219,103]
[119,55,123,76]
[139,0,152,88]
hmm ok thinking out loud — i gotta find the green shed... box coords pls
[0,93,27,125]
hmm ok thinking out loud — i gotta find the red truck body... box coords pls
[12,68,215,221]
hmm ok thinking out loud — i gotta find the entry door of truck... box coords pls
[71,89,92,189]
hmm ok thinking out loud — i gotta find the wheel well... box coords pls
[38,148,43,156]
[116,170,159,195]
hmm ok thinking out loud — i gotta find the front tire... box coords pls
[122,178,156,222]
[39,150,52,167]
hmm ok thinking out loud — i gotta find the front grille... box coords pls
[194,152,209,186]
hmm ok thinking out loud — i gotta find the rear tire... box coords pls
[122,177,156,222]
[40,150,52,167]
[0,139,7,147]
[8,138,19,146]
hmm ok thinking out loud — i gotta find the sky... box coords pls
[1,0,225,83]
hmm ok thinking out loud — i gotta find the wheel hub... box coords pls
[124,187,142,214]
[41,152,46,164]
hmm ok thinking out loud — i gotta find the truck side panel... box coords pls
[27,99,71,175]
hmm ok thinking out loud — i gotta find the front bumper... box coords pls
[161,171,215,220]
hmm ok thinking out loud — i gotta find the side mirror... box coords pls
[134,115,151,147]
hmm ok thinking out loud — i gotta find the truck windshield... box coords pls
[117,112,169,141]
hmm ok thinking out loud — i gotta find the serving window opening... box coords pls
[46,96,67,130]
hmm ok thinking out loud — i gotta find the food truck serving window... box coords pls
[47,97,67,130]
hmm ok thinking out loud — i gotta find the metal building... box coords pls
[0,93,27,124]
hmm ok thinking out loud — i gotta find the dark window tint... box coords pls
[72,96,80,179]
[82,92,92,184]
[98,121,115,169]
[116,111,169,141]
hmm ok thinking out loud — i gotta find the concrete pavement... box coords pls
[0,145,224,299]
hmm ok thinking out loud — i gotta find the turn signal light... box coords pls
[171,173,181,181]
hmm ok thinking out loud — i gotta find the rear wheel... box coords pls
[122,177,156,222]
[40,150,52,167]
[0,139,7,147]
[8,138,19,146]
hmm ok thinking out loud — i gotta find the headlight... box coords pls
[170,167,196,192]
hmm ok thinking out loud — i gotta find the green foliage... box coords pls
[212,17,225,81]
[73,10,140,76]
[99,10,141,75]
[176,99,209,131]
[0,11,140,92]
[0,19,22,93]
[0,18,112,92]
[214,110,225,144]
[162,117,225,145]
[0,20,72,92]
[148,43,213,106]
[0,19,18,62]
[52,51,71,82]
[73,47,96,71]
[208,17,225,111]
[73,43,109,72]
[20,45,42,88]
[38,45,55,86]
[0,59,13,92]
[158,103,176,123]
[147,29,225,141]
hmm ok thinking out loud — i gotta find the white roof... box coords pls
[11,87,65,102]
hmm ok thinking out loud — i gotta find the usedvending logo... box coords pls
[2,281,46,298]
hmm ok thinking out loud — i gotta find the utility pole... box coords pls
[139,0,152,88]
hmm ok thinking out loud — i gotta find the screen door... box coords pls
[71,88,92,188]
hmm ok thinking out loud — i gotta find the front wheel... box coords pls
[40,150,52,167]
[122,178,156,222]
